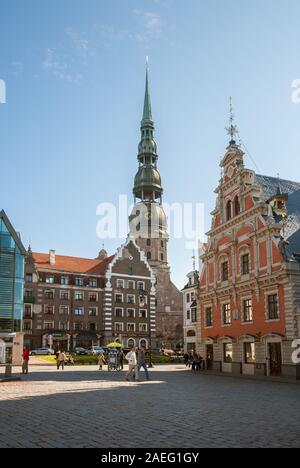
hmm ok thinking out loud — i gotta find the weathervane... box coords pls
[225,97,238,143]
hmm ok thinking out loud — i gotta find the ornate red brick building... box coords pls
[199,133,300,379]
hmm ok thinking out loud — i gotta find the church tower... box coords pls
[129,62,183,349]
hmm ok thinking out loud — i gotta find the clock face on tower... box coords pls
[226,165,234,178]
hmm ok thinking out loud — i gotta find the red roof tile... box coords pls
[32,252,115,275]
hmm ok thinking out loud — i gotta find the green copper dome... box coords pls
[134,166,162,193]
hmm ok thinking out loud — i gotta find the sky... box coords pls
[1,0,300,288]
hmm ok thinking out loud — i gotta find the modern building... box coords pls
[198,121,300,379]
[24,237,156,351]
[0,210,26,366]
[182,270,199,353]
[129,65,183,350]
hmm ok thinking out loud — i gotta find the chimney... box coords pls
[98,249,108,260]
[49,250,56,265]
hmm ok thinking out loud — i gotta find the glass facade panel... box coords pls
[0,216,25,333]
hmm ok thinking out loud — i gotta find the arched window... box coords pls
[234,196,241,217]
[226,200,232,221]
[147,252,151,261]
[140,339,148,349]
[128,338,136,348]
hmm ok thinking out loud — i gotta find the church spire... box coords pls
[225,97,238,145]
[142,57,153,122]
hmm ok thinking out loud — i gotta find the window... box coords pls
[221,261,229,282]
[243,299,253,323]
[75,277,84,287]
[137,281,145,291]
[127,309,135,318]
[226,200,232,221]
[44,321,54,331]
[139,309,147,319]
[89,308,98,317]
[186,293,190,303]
[61,291,70,302]
[241,254,250,276]
[139,324,148,332]
[75,291,84,301]
[234,196,240,217]
[115,323,124,332]
[26,273,33,283]
[59,322,69,331]
[115,308,123,318]
[161,240,164,248]
[45,305,54,315]
[147,239,151,246]
[224,343,233,363]
[24,304,32,318]
[74,322,84,331]
[45,290,54,299]
[89,292,98,302]
[61,276,69,285]
[268,294,279,320]
[117,279,124,289]
[191,308,197,323]
[147,252,151,261]
[46,276,54,284]
[205,307,213,327]
[75,308,84,316]
[59,306,69,316]
[139,295,147,306]
[115,294,123,304]
[161,253,164,261]
[244,343,256,364]
[222,303,231,325]
[89,279,97,288]
[127,294,135,304]
[127,323,136,332]
[23,320,32,331]
[89,323,96,331]
[24,289,33,298]
[187,310,191,320]
[127,280,135,290]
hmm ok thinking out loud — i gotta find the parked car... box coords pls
[88,346,105,356]
[30,348,55,356]
[74,347,88,356]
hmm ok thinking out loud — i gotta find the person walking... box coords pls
[125,346,139,382]
[184,352,189,367]
[138,346,150,381]
[57,350,66,370]
[98,352,106,370]
[119,350,125,370]
[22,347,30,375]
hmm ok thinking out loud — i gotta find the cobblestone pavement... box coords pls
[0,365,299,448]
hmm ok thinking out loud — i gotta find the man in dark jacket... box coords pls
[138,346,150,381]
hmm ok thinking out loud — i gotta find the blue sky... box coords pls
[1,0,300,288]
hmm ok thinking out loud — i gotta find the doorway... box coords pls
[268,343,282,376]
[206,345,214,370]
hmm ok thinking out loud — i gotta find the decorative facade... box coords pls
[198,131,300,379]
[24,238,156,351]
[129,65,183,350]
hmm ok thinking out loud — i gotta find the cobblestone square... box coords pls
[0,364,299,448]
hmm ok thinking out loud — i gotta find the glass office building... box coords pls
[0,210,26,365]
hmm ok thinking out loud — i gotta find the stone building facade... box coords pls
[129,66,183,350]
[198,135,300,379]
[24,238,156,351]
[182,271,199,353]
